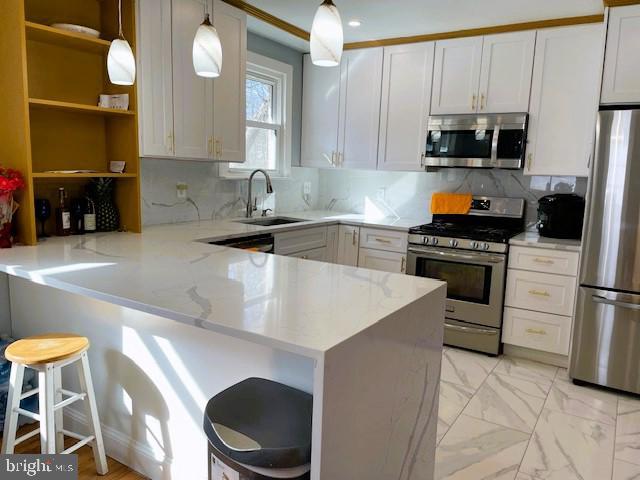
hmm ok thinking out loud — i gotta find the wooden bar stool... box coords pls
[1,333,108,475]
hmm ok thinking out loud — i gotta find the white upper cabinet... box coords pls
[137,0,174,157]
[478,31,535,113]
[431,37,483,114]
[526,24,604,177]
[301,55,340,168]
[212,0,246,162]
[601,5,640,104]
[172,0,214,160]
[137,0,246,161]
[378,42,435,171]
[338,48,384,170]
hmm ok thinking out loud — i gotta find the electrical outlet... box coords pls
[303,182,312,195]
[176,182,188,200]
[376,187,386,202]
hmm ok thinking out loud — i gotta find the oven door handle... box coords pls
[445,323,499,336]
[407,247,505,264]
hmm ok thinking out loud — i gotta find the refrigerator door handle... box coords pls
[592,295,640,312]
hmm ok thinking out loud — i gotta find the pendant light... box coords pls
[310,0,344,67]
[107,0,136,86]
[193,10,223,78]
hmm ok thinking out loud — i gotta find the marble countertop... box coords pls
[0,212,442,357]
[510,231,582,252]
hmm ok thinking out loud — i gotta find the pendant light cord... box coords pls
[118,0,124,39]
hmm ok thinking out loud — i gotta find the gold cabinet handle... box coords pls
[528,289,551,297]
[167,132,174,153]
[525,328,547,335]
[533,258,555,265]
[374,238,392,244]
[352,229,357,246]
[338,152,344,168]
[472,94,477,110]
[216,139,223,160]
[527,153,533,171]
[401,256,406,273]
[207,137,213,156]
[480,93,485,110]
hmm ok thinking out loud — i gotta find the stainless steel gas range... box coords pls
[406,196,525,355]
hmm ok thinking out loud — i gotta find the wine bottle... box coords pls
[55,187,71,236]
[69,198,84,235]
[84,197,96,233]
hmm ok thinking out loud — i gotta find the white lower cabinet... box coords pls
[505,269,577,317]
[274,227,328,256]
[358,248,406,274]
[336,225,360,266]
[289,247,328,262]
[326,225,339,263]
[502,307,572,355]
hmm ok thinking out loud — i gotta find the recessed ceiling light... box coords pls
[348,20,362,27]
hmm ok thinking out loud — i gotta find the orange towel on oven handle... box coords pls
[430,193,473,215]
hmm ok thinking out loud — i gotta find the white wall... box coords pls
[0,272,10,335]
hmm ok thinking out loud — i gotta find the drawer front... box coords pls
[358,248,406,273]
[289,247,328,262]
[275,227,327,255]
[505,269,577,316]
[509,246,579,276]
[358,227,408,253]
[502,307,572,355]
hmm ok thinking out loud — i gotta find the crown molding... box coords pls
[603,0,640,6]
[223,1,604,51]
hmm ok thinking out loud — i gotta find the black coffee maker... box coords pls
[537,194,585,239]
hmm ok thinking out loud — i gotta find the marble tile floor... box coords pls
[436,347,640,480]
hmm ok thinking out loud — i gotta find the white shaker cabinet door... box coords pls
[602,5,640,104]
[336,225,359,266]
[358,248,406,274]
[338,48,384,170]
[431,36,483,114]
[478,31,535,113]
[172,0,214,160]
[212,0,246,162]
[301,54,340,169]
[526,24,604,177]
[137,0,174,157]
[378,42,434,171]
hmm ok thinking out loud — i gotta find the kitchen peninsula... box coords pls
[0,214,445,480]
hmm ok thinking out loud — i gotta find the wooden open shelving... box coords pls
[0,0,141,244]
[25,21,111,53]
[29,98,135,116]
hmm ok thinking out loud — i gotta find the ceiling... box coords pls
[246,0,604,51]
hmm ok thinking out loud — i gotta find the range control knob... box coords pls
[470,241,478,249]
[482,243,491,251]
[449,239,459,248]
[423,236,431,245]
[431,237,439,246]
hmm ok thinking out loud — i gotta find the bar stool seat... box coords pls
[5,334,89,365]
[2,333,107,476]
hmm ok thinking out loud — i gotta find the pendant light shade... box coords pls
[108,39,136,86]
[108,0,136,86]
[310,0,343,67]
[193,14,223,78]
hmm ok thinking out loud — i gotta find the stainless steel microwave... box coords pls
[424,113,528,169]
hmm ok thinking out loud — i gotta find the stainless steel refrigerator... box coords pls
[570,108,640,395]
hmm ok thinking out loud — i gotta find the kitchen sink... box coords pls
[234,216,307,227]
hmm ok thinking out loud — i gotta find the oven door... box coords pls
[407,246,506,328]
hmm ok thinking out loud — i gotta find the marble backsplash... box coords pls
[318,168,588,228]
[141,158,587,228]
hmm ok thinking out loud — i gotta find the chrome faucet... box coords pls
[246,169,274,218]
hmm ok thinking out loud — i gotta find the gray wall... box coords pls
[0,273,10,335]
[247,32,303,166]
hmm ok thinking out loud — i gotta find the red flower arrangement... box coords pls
[0,167,25,193]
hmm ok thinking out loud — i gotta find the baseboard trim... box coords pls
[503,344,568,368]
[64,408,173,479]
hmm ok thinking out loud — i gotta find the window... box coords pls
[219,52,293,178]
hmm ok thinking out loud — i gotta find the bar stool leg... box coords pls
[38,364,56,454]
[2,363,25,454]
[77,352,108,475]
[54,367,64,453]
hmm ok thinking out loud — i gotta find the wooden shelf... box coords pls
[32,172,138,179]
[25,21,111,54]
[29,98,135,116]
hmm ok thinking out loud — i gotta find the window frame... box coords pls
[219,52,293,179]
